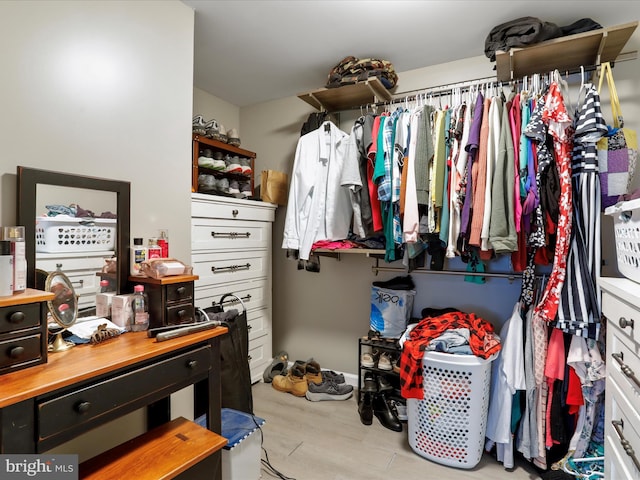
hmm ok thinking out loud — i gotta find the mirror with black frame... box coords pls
[17,167,131,323]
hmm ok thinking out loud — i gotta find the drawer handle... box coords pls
[187,360,198,369]
[8,311,26,324]
[211,263,251,273]
[232,209,239,217]
[247,324,252,331]
[176,286,186,296]
[619,317,635,329]
[72,279,84,288]
[612,419,640,471]
[221,294,251,306]
[177,310,187,319]
[9,346,25,358]
[612,352,640,389]
[247,355,252,362]
[210,231,251,239]
[75,401,91,414]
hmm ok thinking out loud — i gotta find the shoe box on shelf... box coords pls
[192,133,255,199]
[358,334,406,431]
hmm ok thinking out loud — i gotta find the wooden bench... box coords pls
[79,417,227,480]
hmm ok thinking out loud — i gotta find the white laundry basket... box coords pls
[605,198,640,284]
[407,351,495,469]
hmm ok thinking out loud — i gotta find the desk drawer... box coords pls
[166,303,196,326]
[37,346,210,442]
[191,195,275,222]
[166,282,194,304]
[0,334,43,370]
[192,219,270,252]
[0,303,41,334]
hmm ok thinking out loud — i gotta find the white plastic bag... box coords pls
[370,286,416,338]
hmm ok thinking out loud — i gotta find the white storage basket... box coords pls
[605,198,640,284]
[36,216,116,253]
[407,351,494,469]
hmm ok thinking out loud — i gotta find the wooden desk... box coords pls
[0,327,227,478]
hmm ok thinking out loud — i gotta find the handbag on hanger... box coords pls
[596,61,638,210]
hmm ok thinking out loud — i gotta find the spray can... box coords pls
[1,226,26,293]
[157,229,169,258]
[0,240,14,296]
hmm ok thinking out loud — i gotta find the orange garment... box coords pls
[469,98,491,246]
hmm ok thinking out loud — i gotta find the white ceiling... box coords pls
[181,0,640,107]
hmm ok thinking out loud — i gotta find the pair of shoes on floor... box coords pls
[263,351,289,383]
[306,377,353,402]
[271,357,320,397]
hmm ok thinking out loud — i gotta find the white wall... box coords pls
[0,0,194,263]
[0,0,195,461]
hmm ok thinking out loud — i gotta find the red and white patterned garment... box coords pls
[533,83,573,323]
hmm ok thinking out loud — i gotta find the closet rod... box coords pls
[372,265,543,281]
[360,60,621,111]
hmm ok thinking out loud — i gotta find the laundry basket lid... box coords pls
[221,408,265,449]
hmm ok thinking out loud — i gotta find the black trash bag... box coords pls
[200,293,253,415]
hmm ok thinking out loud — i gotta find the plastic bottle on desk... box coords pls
[130,238,147,276]
[147,238,162,260]
[130,284,149,331]
[1,226,26,293]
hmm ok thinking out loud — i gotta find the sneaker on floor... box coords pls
[192,115,207,135]
[321,370,346,384]
[272,364,307,397]
[305,378,353,402]
[227,128,241,147]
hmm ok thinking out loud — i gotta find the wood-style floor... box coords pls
[251,381,543,480]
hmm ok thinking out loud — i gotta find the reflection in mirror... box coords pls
[46,270,78,352]
[35,184,117,319]
[17,167,131,322]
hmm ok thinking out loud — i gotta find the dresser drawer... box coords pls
[249,334,272,384]
[194,281,268,312]
[192,218,271,252]
[37,345,211,445]
[0,334,44,371]
[191,194,275,222]
[36,253,111,273]
[247,307,270,342]
[608,330,640,399]
[602,290,640,346]
[192,250,269,286]
[0,303,41,334]
[607,378,640,477]
[606,435,637,480]
[166,303,196,326]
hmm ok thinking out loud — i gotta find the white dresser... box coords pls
[601,277,640,479]
[191,193,276,383]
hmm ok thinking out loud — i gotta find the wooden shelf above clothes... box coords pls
[495,21,638,81]
[297,77,393,112]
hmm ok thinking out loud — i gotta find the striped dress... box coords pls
[556,84,608,338]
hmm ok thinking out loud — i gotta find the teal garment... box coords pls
[439,108,453,244]
[372,116,387,186]
[519,99,531,198]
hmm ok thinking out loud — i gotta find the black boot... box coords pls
[373,393,402,432]
[359,392,373,425]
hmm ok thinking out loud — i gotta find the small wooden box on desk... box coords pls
[127,274,199,329]
[0,288,54,375]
